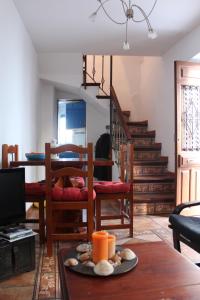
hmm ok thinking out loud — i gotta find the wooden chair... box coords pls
[169,201,200,255]
[1,144,46,243]
[45,142,95,256]
[94,143,134,237]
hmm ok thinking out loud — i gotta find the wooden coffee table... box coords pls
[58,241,200,300]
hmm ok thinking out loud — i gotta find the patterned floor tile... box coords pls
[1,209,200,300]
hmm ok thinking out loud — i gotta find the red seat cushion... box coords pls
[25,182,46,196]
[52,186,96,201]
[94,181,130,194]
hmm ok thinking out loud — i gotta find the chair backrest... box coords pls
[2,144,19,168]
[45,143,93,199]
[119,143,134,184]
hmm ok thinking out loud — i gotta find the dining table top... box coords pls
[10,158,114,168]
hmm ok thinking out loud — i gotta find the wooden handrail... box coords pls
[85,72,109,96]
[110,86,132,140]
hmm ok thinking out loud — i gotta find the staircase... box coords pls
[123,112,175,215]
[83,55,175,215]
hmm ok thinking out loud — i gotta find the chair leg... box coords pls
[87,204,94,240]
[129,198,133,238]
[96,198,102,231]
[46,222,53,257]
[46,203,53,257]
[39,200,45,244]
[172,230,181,252]
[120,199,125,225]
[47,237,53,257]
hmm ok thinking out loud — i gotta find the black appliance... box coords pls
[0,168,25,227]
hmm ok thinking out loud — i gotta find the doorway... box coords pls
[175,61,200,204]
[57,99,86,151]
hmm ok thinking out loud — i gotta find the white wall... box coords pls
[38,53,82,87]
[0,0,39,181]
[38,80,56,150]
[113,56,142,117]
[87,104,109,150]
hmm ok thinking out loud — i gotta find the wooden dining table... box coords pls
[10,158,114,168]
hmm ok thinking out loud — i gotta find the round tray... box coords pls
[64,246,138,276]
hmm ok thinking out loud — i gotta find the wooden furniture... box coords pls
[169,201,200,253]
[2,144,19,168]
[94,143,134,237]
[0,235,35,281]
[58,241,200,300]
[1,144,46,243]
[45,143,95,257]
[10,158,113,168]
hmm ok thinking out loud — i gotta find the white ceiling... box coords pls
[13,0,200,56]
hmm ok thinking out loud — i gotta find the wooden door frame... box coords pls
[174,61,178,205]
[174,60,200,204]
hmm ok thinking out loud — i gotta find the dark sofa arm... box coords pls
[173,201,200,215]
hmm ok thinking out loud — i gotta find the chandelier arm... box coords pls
[120,0,128,15]
[131,0,157,23]
[131,5,153,30]
[98,0,127,25]
[95,0,111,15]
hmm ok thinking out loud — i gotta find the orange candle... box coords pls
[92,231,108,263]
[108,234,116,259]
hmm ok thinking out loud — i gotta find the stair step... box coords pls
[134,143,161,151]
[122,111,131,118]
[134,157,168,166]
[127,120,148,127]
[132,132,156,145]
[134,202,175,215]
[133,193,175,203]
[134,174,175,182]
[134,143,162,161]
[134,182,175,193]
[131,130,155,138]
[134,160,168,176]
[81,82,101,87]
[96,95,111,99]
[132,137,155,146]
[127,120,148,134]
[135,152,161,161]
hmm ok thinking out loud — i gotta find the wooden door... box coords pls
[175,61,200,204]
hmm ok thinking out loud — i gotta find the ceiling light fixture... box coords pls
[89,0,158,50]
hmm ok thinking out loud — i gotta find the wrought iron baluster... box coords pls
[83,55,87,89]
[101,55,105,91]
[92,55,96,80]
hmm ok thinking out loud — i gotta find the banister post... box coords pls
[83,55,87,89]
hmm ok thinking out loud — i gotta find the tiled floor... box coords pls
[0,207,200,300]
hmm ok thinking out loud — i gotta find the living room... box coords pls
[1,0,200,299]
